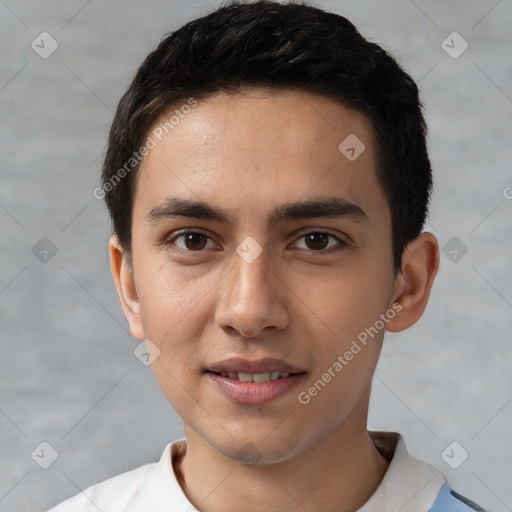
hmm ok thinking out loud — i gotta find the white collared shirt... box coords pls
[47,431,448,512]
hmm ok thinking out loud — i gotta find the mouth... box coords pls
[204,357,307,405]
[207,370,299,382]
[205,356,305,375]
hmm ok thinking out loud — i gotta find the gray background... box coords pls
[1,0,511,510]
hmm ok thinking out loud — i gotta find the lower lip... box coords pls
[206,372,306,405]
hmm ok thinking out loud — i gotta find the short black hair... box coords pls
[101,0,433,272]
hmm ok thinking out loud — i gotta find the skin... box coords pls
[109,88,439,512]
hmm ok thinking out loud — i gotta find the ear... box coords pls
[386,232,440,333]
[109,235,145,340]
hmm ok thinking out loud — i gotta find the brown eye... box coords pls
[293,231,346,254]
[304,232,330,250]
[182,232,208,250]
[166,230,217,251]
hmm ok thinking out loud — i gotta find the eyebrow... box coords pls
[145,196,370,227]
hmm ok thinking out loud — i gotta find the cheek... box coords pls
[299,262,391,400]
[311,265,391,341]
[134,264,216,404]
[137,265,206,415]
[297,281,386,416]
[136,258,211,336]
[150,356,202,430]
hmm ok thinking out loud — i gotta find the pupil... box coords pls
[185,233,207,250]
[306,233,328,250]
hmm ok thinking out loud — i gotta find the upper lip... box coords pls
[206,357,305,374]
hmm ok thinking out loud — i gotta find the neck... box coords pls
[175,390,390,512]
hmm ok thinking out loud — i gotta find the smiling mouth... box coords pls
[207,370,301,382]
[205,364,307,405]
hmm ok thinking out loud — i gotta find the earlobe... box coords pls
[108,235,145,340]
[386,232,440,333]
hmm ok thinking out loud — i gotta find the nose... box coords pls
[214,245,289,338]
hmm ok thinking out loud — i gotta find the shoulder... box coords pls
[429,483,488,512]
[46,440,190,512]
[46,460,158,512]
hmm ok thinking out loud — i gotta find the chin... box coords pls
[206,429,316,466]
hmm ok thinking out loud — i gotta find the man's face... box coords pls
[127,89,400,463]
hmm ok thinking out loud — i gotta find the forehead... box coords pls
[134,88,387,226]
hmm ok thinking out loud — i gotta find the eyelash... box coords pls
[164,229,347,255]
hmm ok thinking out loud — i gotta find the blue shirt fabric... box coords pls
[430,483,488,511]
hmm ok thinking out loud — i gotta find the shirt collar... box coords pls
[359,431,446,512]
[149,431,446,512]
